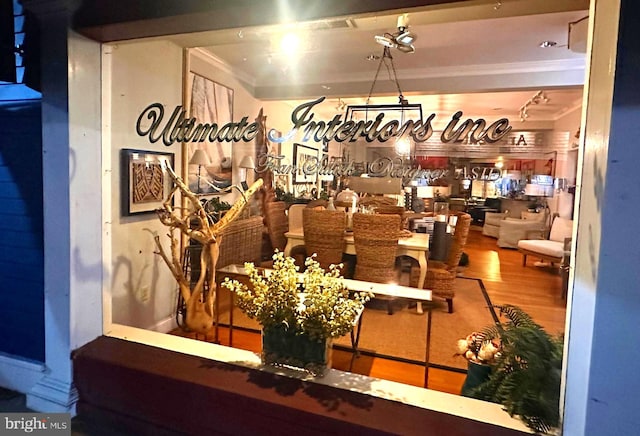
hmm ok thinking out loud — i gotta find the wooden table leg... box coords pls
[416,252,427,314]
[214,282,220,344]
[424,304,432,388]
[349,312,364,371]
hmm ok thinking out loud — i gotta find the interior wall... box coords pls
[109,40,183,331]
[261,99,324,195]
[552,105,582,219]
[108,43,304,330]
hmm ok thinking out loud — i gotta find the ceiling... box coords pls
[162,0,589,123]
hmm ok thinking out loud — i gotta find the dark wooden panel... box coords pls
[70,0,468,42]
[73,336,528,436]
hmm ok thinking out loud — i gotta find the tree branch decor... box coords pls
[154,163,263,334]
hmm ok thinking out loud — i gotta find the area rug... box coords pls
[216,277,498,372]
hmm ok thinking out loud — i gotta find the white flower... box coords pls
[478,342,499,362]
[457,339,469,354]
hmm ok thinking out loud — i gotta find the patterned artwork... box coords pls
[121,149,174,216]
[132,162,164,203]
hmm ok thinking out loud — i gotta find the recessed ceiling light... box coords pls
[539,40,557,48]
[321,85,331,90]
[280,33,300,54]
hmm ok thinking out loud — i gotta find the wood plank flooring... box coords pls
[171,227,568,396]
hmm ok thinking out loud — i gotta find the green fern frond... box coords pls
[466,305,563,434]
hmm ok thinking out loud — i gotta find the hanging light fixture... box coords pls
[345,49,422,156]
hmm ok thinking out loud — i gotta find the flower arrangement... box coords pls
[456,332,501,365]
[222,252,372,341]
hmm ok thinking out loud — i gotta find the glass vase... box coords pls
[461,360,492,397]
[261,325,332,376]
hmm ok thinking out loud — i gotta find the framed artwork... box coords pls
[293,143,318,184]
[187,72,234,194]
[121,149,174,216]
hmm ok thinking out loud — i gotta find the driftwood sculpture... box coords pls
[154,164,263,334]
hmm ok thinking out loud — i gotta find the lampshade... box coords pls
[189,149,209,166]
[336,188,359,205]
[525,184,554,197]
[239,155,255,169]
[554,177,568,191]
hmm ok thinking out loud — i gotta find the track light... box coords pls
[374,13,417,54]
[519,90,549,122]
[374,35,396,48]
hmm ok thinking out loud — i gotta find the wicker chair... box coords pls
[302,208,346,271]
[352,213,401,314]
[264,201,288,253]
[359,196,397,208]
[373,205,407,230]
[410,212,472,313]
[217,216,264,268]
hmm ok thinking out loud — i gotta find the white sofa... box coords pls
[482,211,508,238]
[483,210,548,249]
[517,217,573,266]
[497,212,547,248]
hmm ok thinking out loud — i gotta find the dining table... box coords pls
[284,228,430,298]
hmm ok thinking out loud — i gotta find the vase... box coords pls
[461,360,491,397]
[261,325,332,376]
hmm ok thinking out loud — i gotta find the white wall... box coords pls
[109,40,184,331]
[551,105,582,219]
[107,44,301,330]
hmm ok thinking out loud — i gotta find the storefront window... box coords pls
[104,3,587,432]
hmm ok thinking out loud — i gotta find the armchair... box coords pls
[517,216,573,267]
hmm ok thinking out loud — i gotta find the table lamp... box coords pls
[189,149,210,194]
[239,155,256,190]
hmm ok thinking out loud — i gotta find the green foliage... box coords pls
[203,197,231,212]
[469,305,564,434]
[275,187,297,203]
[201,197,232,223]
[222,252,372,340]
[318,190,329,201]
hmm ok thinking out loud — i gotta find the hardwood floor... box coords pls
[171,227,567,396]
[463,227,567,336]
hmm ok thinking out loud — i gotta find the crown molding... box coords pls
[190,48,256,88]
[256,57,586,87]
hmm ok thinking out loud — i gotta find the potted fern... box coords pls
[457,305,564,434]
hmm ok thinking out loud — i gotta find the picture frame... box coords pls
[293,143,319,184]
[121,148,175,216]
[186,72,234,194]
